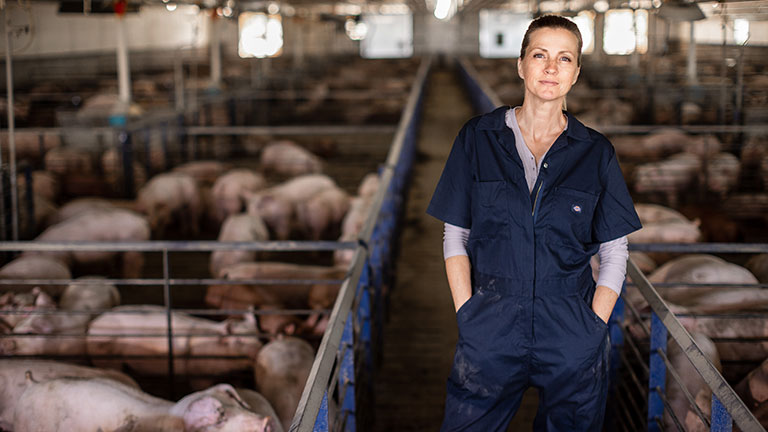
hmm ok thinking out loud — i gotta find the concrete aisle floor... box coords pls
[372,64,537,431]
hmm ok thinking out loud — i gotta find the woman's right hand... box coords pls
[445,255,472,313]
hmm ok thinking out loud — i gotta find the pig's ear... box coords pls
[209,384,251,410]
[183,396,224,430]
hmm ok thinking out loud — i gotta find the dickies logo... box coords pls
[571,204,582,214]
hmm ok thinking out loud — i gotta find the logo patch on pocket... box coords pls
[571,204,582,214]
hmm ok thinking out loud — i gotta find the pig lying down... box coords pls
[87,305,261,377]
[0,359,139,430]
[13,376,276,432]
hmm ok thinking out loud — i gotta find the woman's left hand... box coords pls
[592,285,619,324]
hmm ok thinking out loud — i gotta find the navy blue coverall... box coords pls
[427,107,642,432]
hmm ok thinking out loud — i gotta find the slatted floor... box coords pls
[372,64,538,431]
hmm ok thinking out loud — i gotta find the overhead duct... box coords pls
[658,0,705,21]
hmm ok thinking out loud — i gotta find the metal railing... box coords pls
[289,56,432,432]
[621,244,766,432]
[0,239,352,398]
[456,55,767,432]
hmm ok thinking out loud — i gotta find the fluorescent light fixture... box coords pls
[593,0,609,12]
[166,3,177,11]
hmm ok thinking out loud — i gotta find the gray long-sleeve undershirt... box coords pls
[442,107,629,296]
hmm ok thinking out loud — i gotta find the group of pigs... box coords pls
[611,129,742,206]
[595,203,768,429]
[0,139,383,431]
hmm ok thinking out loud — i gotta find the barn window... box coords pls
[603,9,648,55]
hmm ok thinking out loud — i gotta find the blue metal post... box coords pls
[119,131,134,198]
[340,315,356,432]
[312,392,330,432]
[648,311,667,432]
[711,395,732,432]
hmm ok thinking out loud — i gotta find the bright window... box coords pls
[360,13,413,58]
[238,12,283,58]
[603,9,648,55]
[478,10,531,58]
[573,10,595,54]
[734,18,749,45]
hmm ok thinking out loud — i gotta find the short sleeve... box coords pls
[426,125,473,228]
[592,149,642,243]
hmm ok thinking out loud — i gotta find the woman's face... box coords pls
[517,27,581,104]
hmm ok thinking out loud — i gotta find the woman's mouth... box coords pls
[539,80,558,85]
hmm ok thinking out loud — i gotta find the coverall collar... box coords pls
[476,105,592,143]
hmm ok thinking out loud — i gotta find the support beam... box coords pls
[115,14,132,109]
[209,13,222,89]
[2,6,17,240]
[686,21,698,84]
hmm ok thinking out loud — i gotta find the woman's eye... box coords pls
[561,56,572,62]
[533,53,544,59]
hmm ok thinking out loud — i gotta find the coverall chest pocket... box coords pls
[471,181,508,238]
[547,186,599,246]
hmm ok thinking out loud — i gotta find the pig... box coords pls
[734,357,768,427]
[357,173,380,199]
[44,146,95,176]
[13,376,275,432]
[665,333,721,431]
[169,383,277,432]
[260,141,323,177]
[235,388,285,432]
[206,262,346,310]
[211,169,267,223]
[0,359,139,430]
[60,276,121,318]
[87,305,261,377]
[635,203,692,225]
[30,208,150,278]
[687,135,722,158]
[48,197,117,225]
[0,131,61,163]
[0,255,71,297]
[294,186,351,240]
[746,254,768,283]
[173,160,233,187]
[136,172,202,236]
[634,153,702,205]
[0,288,55,330]
[674,311,768,363]
[16,170,59,202]
[334,197,374,267]
[247,174,336,240]
[255,337,315,431]
[209,213,270,278]
[683,288,768,313]
[704,152,740,197]
[2,278,118,358]
[255,305,302,339]
[646,254,758,305]
[627,220,702,244]
[740,135,768,166]
[101,147,148,194]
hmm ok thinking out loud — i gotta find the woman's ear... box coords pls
[517,57,524,80]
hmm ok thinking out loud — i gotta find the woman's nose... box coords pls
[544,59,557,74]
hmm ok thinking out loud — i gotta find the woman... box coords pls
[427,15,642,431]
